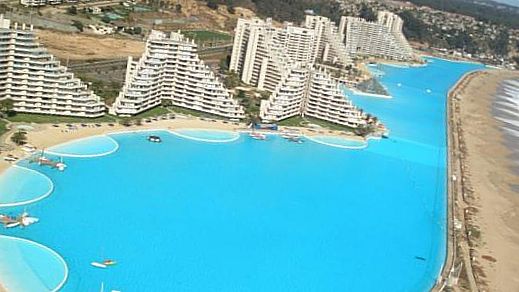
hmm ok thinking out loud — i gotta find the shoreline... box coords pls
[438,68,519,291]
[0,117,365,176]
[432,69,483,291]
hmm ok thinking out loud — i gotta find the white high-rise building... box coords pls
[340,11,414,61]
[111,30,245,119]
[232,17,370,128]
[229,18,317,91]
[0,16,105,117]
[259,65,367,128]
[304,15,352,66]
[303,69,366,128]
[20,0,46,7]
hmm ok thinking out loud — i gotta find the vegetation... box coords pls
[168,106,225,120]
[250,0,343,23]
[207,0,219,10]
[180,30,232,43]
[400,0,519,29]
[236,90,262,123]
[7,113,116,124]
[11,131,27,145]
[398,11,430,43]
[0,120,8,137]
[223,71,240,88]
[0,98,14,118]
[278,116,306,127]
[356,78,389,96]
[490,30,510,57]
[359,3,376,22]
[132,106,170,119]
[71,20,84,32]
[77,74,121,106]
[278,116,355,132]
[67,5,78,15]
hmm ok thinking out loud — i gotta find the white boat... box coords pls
[147,135,162,143]
[91,262,107,269]
[280,131,301,139]
[56,162,67,171]
[21,216,39,227]
[3,156,17,162]
[92,259,117,269]
[249,132,266,140]
[5,222,20,228]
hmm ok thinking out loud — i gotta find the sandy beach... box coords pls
[451,69,519,291]
[0,116,362,175]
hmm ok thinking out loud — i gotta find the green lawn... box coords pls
[278,116,306,127]
[305,117,355,132]
[132,106,171,119]
[7,113,117,124]
[180,30,232,43]
[278,116,354,132]
[168,106,228,120]
[0,119,8,137]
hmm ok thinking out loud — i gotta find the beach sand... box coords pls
[0,116,358,175]
[456,69,519,291]
[0,118,240,175]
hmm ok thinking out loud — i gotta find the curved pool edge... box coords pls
[0,235,68,292]
[304,135,368,150]
[0,165,54,208]
[45,135,120,158]
[169,128,240,143]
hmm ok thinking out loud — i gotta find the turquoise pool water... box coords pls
[170,128,240,142]
[46,135,119,157]
[0,57,484,291]
[0,235,67,292]
[0,166,53,207]
[306,135,367,149]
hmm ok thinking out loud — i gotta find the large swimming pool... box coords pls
[0,57,484,291]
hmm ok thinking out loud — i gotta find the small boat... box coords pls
[91,259,117,269]
[249,132,266,140]
[91,262,107,269]
[5,221,21,228]
[280,131,301,139]
[2,212,39,228]
[20,215,39,227]
[103,259,117,266]
[147,135,162,143]
[56,162,67,172]
[288,137,303,143]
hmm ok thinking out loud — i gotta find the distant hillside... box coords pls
[399,0,519,28]
[205,0,343,23]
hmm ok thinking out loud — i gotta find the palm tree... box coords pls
[0,99,14,117]
[11,131,27,145]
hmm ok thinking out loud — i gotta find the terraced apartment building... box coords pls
[230,15,369,128]
[0,15,105,117]
[111,30,245,119]
[340,11,414,61]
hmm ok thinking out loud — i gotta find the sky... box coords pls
[492,0,519,7]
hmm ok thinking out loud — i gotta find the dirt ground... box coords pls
[35,29,145,61]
